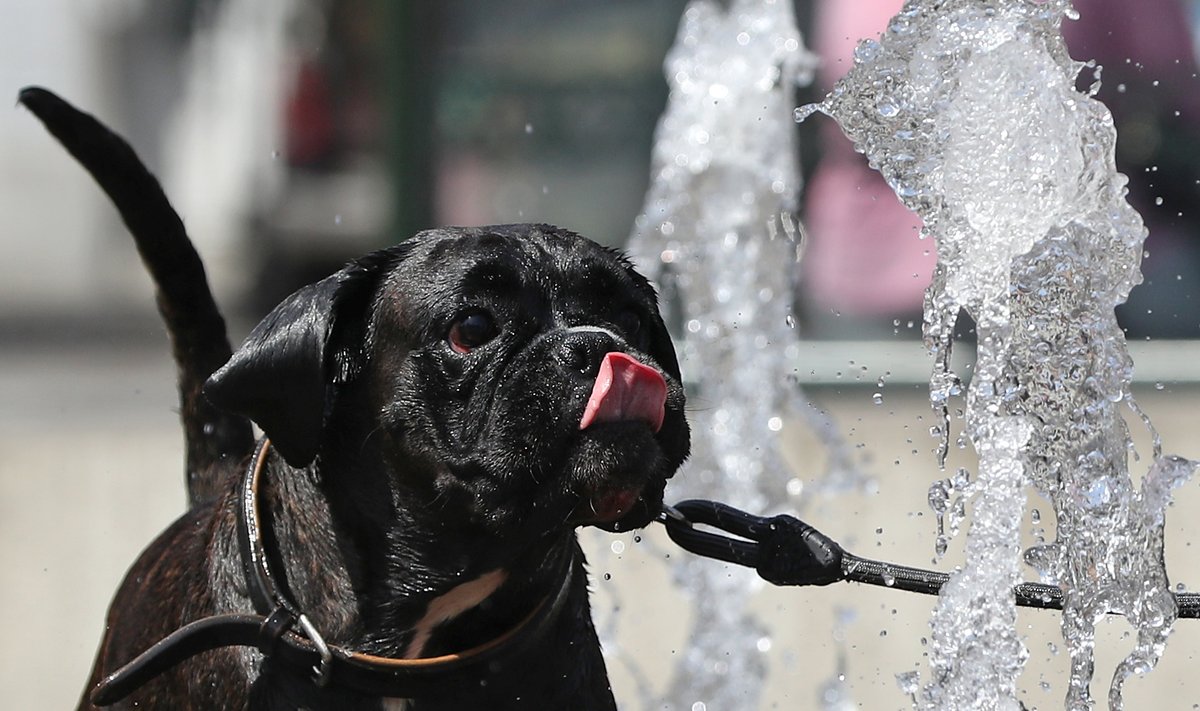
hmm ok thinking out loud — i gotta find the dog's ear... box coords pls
[204,247,405,467]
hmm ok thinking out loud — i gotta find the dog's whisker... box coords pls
[427,487,450,510]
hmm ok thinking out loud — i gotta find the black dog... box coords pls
[21,88,689,710]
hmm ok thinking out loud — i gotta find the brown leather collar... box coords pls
[91,438,575,705]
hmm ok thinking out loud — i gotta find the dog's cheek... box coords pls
[378,351,480,454]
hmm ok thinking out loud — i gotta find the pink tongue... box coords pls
[578,352,667,432]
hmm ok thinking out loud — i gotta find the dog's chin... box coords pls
[564,423,668,531]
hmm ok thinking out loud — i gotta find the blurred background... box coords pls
[6,0,1200,708]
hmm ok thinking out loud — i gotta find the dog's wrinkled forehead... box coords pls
[375,224,656,335]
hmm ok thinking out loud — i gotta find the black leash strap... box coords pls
[91,438,575,705]
[658,499,1200,618]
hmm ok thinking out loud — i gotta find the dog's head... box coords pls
[206,224,689,536]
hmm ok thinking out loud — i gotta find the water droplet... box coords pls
[928,480,950,512]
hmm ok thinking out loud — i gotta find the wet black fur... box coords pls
[21,88,689,710]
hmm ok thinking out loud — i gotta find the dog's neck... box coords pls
[257,449,576,659]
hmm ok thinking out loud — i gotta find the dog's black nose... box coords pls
[555,328,619,378]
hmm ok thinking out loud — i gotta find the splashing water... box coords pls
[803,0,1197,708]
[623,0,855,706]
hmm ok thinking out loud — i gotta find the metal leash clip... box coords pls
[656,499,844,586]
[295,614,335,688]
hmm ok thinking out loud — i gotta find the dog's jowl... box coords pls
[20,87,689,710]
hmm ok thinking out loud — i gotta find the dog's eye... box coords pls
[448,311,499,354]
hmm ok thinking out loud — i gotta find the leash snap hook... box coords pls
[296,614,334,688]
[659,503,690,527]
[658,499,846,587]
[656,500,768,569]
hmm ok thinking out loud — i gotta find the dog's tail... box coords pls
[18,86,254,507]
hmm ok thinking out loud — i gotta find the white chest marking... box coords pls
[403,568,509,659]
